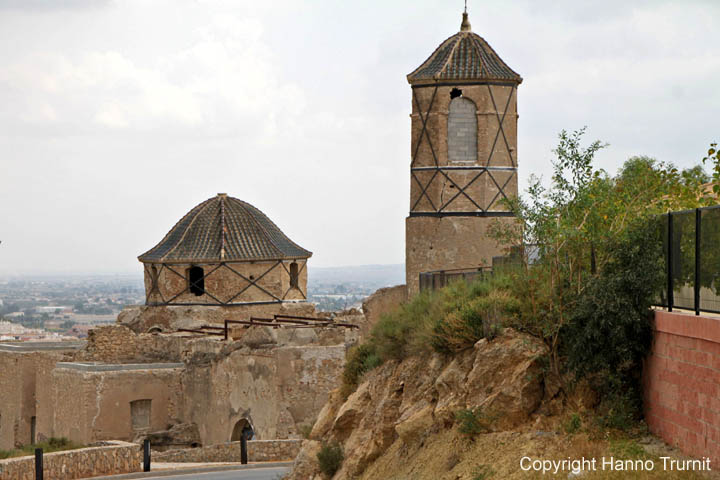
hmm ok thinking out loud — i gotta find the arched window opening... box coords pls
[289,262,299,289]
[150,265,159,293]
[231,418,254,442]
[187,266,205,296]
[448,96,477,164]
[131,399,152,432]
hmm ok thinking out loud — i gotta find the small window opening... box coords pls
[249,275,255,281]
[30,416,36,445]
[289,262,299,289]
[450,88,462,99]
[187,266,205,296]
[131,399,152,432]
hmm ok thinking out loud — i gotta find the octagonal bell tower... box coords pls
[405,10,522,295]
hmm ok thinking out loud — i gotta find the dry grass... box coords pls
[357,421,716,480]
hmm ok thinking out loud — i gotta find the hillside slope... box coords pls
[286,329,714,480]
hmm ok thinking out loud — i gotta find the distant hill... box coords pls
[308,264,405,287]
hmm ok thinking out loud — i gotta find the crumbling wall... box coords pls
[47,365,183,445]
[0,349,75,450]
[181,344,345,445]
[361,285,407,338]
[118,302,318,335]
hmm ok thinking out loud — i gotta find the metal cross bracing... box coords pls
[409,83,517,217]
[143,259,307,307]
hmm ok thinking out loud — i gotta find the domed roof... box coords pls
[407,12,522,85]
[139,194,312,263]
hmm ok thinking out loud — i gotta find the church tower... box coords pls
[405,9,522,295]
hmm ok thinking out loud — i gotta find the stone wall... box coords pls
[0,440,141,480]
[181,344,345,445]
[46,363,184,445]
[406,82,519,297]
[154,439,302,463]
[0,344,81,450]
[144,259,308,306]
[644,310,720,465]
[406,216,514,295]
[361,286,407,339]
[118,302,318,335]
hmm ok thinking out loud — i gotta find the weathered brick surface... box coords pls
[406,83,519,296]
[154,439,302,463]
[644,310,720,464]
[0,441,141,480]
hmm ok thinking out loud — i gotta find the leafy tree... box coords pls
[490,128,711,392]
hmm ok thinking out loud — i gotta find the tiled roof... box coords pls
[407,14,522,84]
[139,194,312,263]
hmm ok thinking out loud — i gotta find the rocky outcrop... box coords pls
[286,329,548,480]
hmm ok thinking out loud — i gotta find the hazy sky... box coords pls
[0,0,718,274]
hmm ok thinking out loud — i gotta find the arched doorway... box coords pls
[231,418,254,442]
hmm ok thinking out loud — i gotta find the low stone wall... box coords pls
[0,441,141,480]
[644,310,720,464]
[154,439,302,463]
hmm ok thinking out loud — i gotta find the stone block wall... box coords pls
[154,439,302,463]
[644,310,720,465]
[361,285,407,339]
[0,440,141,480]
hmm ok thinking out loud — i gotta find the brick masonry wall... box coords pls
[0,441,141,480]
[154,439,302,463]
[644,310,720,464]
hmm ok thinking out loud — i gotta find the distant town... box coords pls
[0,264,405,341]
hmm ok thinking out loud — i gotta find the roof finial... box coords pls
[461,1,472,32]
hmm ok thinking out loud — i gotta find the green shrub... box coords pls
[0,437,81,460]
[317,441,344,477]
[340,275,519,397]
[564,413,582,434]
[341,343,381,398]
[563,219,663,426]
[454,407,495,438]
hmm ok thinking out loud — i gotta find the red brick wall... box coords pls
[644,310,720,463]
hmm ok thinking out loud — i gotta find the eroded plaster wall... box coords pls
[47,366,183,445]
[0,349,76,450]
[143,260,308,306]
[181,344,345,445]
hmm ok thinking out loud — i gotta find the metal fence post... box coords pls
[667,213,674,312]
[695,208,701,316]
[143,438,151,472]
[35,448,43,480]
[240,435,248,464]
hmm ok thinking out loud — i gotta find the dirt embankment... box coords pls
[288,329,556,479]
[286,329,716,480]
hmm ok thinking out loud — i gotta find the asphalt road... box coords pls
[134,467,289,480]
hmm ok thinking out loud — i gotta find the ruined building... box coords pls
[123,194,316,333]
[405,11,522,295]
[0,194,362,452]
[140,193,311,308]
